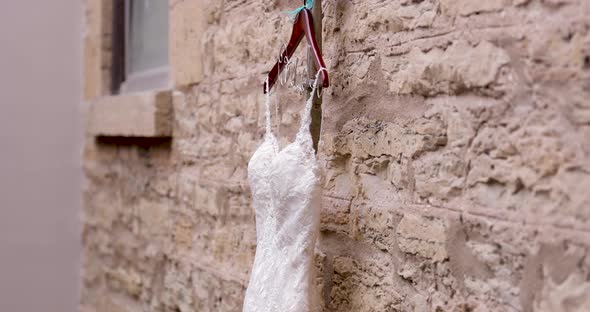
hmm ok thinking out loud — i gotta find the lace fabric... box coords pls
[243,70,326,312]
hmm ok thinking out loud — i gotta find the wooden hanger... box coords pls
[264,7,329,93]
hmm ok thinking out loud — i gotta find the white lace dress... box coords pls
[242,71,325,312]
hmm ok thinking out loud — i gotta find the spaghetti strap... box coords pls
[264,79,273,138]
[296,68,327,141]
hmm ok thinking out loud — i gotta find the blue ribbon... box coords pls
[284,0,314,20]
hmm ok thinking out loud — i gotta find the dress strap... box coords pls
[297,68,327,139]
[264,79,273,137]
[274,91,280,138]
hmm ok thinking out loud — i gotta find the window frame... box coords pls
[111,0,170,94]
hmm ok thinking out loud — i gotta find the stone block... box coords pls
[88,91,173,137]
[84,0,108,99]
[396,214,448,262]
[170,0,205,87]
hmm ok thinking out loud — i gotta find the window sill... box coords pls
[120,67,171,94]
[87,90,173,137]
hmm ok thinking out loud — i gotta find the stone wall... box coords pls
[82,0,590,311]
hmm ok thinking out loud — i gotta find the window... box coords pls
[112,0,169,94]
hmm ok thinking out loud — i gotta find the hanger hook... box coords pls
[316,67,328,97]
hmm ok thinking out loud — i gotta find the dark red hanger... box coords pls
[264,7,329,93]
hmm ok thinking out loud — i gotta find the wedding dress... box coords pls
[242,70,326,312]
